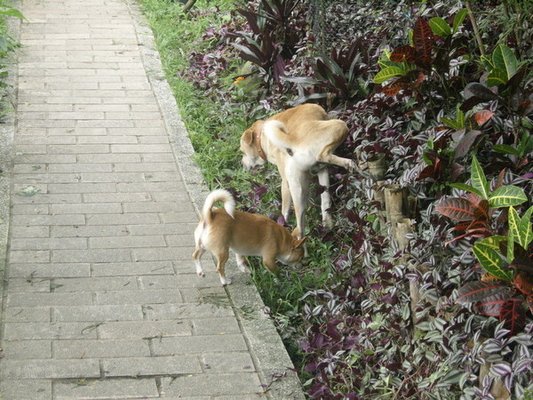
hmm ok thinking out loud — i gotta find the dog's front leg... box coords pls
[317,168,333,229]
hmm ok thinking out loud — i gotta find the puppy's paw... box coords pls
[219,276,232,286]
[237,263,250,273]
[196,265,205,278]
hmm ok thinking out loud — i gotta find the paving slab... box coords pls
[0,0,305,399]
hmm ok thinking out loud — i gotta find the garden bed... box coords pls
[139,0,532,398]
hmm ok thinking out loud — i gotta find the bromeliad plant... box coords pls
[435,155,531,333]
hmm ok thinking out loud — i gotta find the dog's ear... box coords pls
[253,120,264,137]
[293,236,307,249]
[242,121,264,146]
[242,127,254,146]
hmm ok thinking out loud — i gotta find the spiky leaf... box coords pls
[429,17,451,37]
[489,185,527,208]
[470,155,489,200]
[473,236,512,281]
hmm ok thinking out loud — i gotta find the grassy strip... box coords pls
[138,0,333,374]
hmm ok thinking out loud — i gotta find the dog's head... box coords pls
[281,236,306,266]
[240,120,265,170]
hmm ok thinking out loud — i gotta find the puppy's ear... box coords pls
[242,128,254,146]
[253,120,264,137]
[293,236,307,249]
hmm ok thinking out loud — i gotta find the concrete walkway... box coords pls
[0,0,304,399]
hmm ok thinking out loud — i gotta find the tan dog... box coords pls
[240,103,357,239]
[192,189,306,285]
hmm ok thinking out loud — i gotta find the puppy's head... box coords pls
[283,236,306,266]
[240,120,265,170]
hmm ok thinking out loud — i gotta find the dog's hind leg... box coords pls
[317,168,334,229]
[320,153,357,172]
[287,166,310,240]
[192,225,206,277]
[215,250,231,285]
[235,254,249,273]
[192,246,206,277]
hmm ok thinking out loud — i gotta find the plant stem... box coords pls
[465,0,485,56]
[183,0,197,13]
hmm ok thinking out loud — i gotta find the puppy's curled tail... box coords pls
[263,120,293,151]
[202,189,235,224]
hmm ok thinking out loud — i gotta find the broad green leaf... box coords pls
[480,55,494,72]
[473,237,512,281]
[487,69,508,86]
[449,182,482,197]
[453,9,468,34]
[456,105,465,129]
[508,206,521,248]
[377,49,393,69]
[492,44,518,80]
[489,185,527,208]
[520,206,533,247]
[493,144,520,156]
[470,155,489,200]
[507,226,514,264]
[441,117,462,130]
[429,17,451,37]
[373,66,406,84]
[517,131,533,155]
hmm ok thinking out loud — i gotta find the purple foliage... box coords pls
[182,0,533,398]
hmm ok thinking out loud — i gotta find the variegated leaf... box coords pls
[489,185,527,208]
[473,236,512,281]
[470,155,489,200]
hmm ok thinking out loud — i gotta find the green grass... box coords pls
[139,0,247,183]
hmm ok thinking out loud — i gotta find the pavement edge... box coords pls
[0,9,21,352]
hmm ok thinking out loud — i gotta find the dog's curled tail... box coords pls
[202,189,235,223]
[263,120,292,150]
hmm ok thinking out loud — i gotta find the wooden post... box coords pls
[479,360,511,399]
[384,184,404,226]
[367,154,386,180]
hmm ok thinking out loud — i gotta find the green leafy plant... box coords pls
[480,44,525,87]
[428,9,468,39]
[436,155,531,333]
[448,155,527,208]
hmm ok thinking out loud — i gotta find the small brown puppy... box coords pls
[193,189,306,285]
[240,103,357,240]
